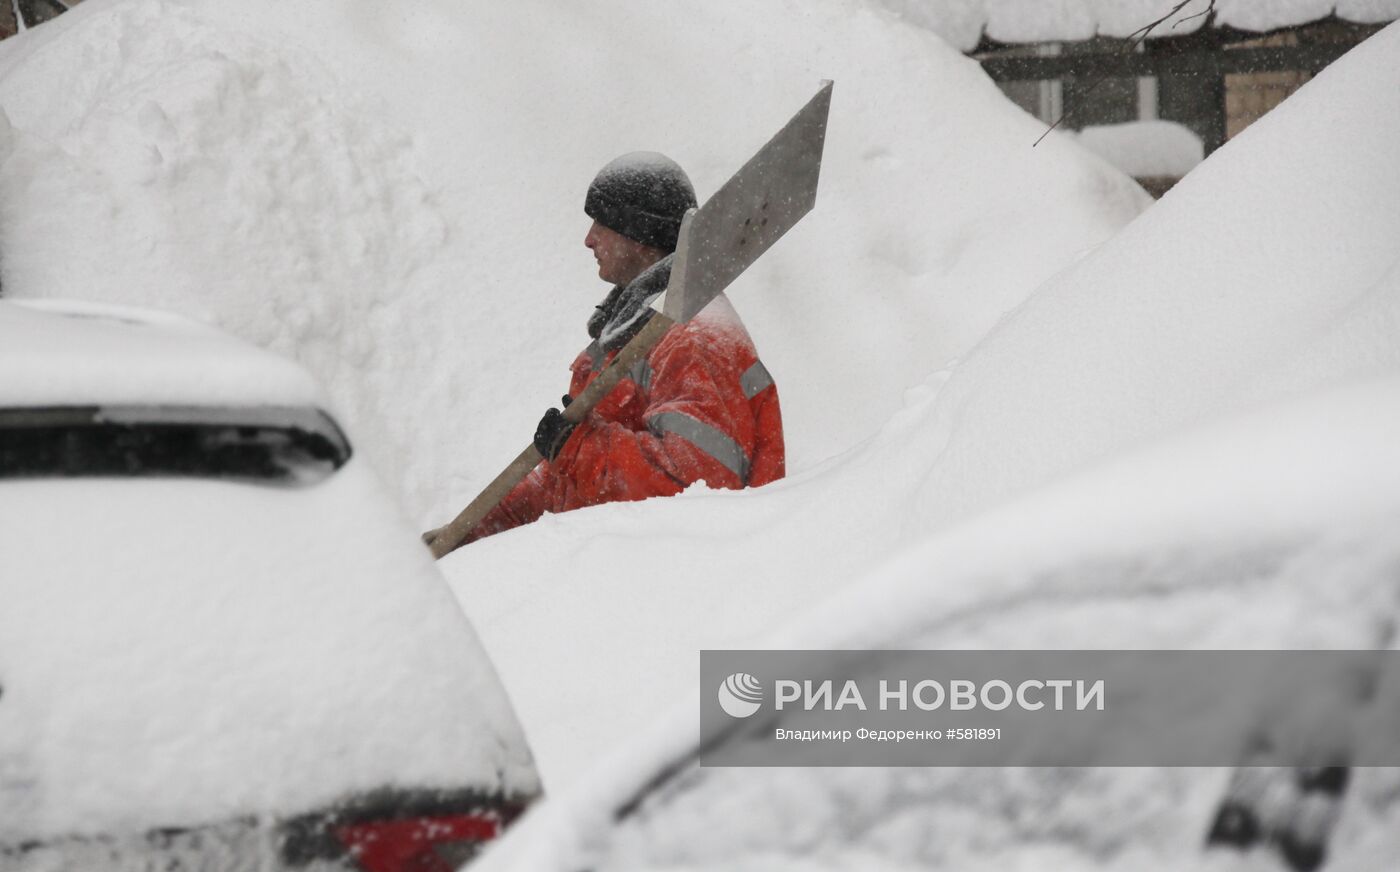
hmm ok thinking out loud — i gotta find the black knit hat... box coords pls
[584,152,698,252]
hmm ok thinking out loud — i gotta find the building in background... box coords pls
[967,5,1393,195]
[1,0,75,38]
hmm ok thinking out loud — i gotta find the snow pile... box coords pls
[1072,120,1204,178]
[793,378,1400,656]
[913,20,1400,529]
[448,20,1400,789]
[474,375,1400,872]
[0,0,1147,525]
[0,0,449,500]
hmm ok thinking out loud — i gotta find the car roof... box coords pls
[0,299,324,409]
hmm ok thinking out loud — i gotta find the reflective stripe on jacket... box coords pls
[469,293,784,542]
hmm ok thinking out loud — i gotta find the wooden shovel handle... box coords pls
[428,312,676,559]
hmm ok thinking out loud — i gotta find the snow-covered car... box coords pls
[0,299,540,871]
[472,376,1400,872]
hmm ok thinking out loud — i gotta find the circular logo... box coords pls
[718,672,763,718]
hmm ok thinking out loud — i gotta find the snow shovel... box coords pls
[426,81,833,559]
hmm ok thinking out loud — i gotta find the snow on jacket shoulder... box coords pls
[469,291,784,543]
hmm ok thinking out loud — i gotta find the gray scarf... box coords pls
[586,255,673,353]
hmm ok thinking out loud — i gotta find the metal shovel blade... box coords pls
[663,81,833,324]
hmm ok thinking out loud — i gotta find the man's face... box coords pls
[585,220,664,286]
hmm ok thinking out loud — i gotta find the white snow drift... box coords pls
[6,0,1394,842]
[474,374,1400,872]
[0,0,1147,527]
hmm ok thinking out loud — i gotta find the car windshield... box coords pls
[0,405,351,486]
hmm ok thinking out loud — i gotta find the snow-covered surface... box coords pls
[0,299,323,407]
[872,0,1400,49]
[0,0,1147,528]
[473,375,1400,872]
[1222,0,1400,31]
[5,1,1399,863]
[1071,120,1205,178]
[915,21,1400,530]
[447,19,1400,791]
[0,444,537,838]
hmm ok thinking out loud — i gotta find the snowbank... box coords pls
[1072,120,1204,178]
[448,19,1400,790]
[474,374,1400,872]
[0,0,1147,526]
[911,20,1400,530]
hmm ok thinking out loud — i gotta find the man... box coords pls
[463,151,784,544]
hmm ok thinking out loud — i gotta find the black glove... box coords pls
[561,394,573,408]
[534,407,577,461]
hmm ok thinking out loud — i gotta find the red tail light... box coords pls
[279,789,532,872]
[336,812,503,871]
[2,791,533,871]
